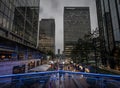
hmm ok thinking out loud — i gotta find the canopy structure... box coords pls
[29,64,51,72]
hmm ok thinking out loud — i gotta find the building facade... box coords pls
[39,19,55,54]
[64,7,91,57]
[0,0,41,75]
[96,0,120,68]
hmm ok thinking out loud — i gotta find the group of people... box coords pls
[72,64,94,73]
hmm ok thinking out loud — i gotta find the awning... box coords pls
[0,48,15,52]
[29,64,51,72]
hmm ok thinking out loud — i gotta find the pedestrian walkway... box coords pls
[73,75,90,88]
[47,73,80,88]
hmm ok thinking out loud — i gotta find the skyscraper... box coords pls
[0,0,41,75]
[96,0,120,68]
[64,7,91,57]
[39,19,55,54]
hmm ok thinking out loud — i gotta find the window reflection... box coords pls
[0,0,40,46]
[2,16,7,28]
[0,13,3,26]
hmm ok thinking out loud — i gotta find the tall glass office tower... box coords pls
[39,19,55,54]
[96,0,120,69]
[64,7,91,57]
[0,0,41,75]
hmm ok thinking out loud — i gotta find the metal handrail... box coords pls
[0,70,120,88]
[0,70,120,79]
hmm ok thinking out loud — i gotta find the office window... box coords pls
[0,2,5,13]
[4,6,9,16]
[2,16,7,28]
[0,12,3,26]
[9,20,13,31]
[4,0,10,8]
[6,19,9,29]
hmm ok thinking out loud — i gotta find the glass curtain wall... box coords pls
[0,0,40,47]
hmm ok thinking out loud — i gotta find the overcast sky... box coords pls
[39,0,98,54]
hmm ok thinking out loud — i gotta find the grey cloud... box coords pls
[40,0,98,53]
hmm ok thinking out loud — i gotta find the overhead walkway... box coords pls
[0,70,120,88]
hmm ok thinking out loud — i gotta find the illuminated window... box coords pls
[1,55,5,59]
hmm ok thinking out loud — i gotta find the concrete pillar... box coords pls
[25,62,28,73]
[24,49,28,60]
[35,60,37,67]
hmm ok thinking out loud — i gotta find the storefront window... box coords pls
[13,65,25,74]
[28,61,35,70]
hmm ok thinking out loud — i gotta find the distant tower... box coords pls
[58,49,60,55]
[64,7,91,57]
[39,19,55,54]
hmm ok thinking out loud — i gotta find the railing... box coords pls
[0,70,120,88]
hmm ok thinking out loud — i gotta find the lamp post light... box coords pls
[93,38,97,73]
[92,28,99,73]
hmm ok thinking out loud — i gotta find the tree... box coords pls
[46,50,55,60]
[71,29,101,66]
[71,33,94,64]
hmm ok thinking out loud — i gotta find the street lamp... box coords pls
[92,28,99,73]
[93,38,97,73]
